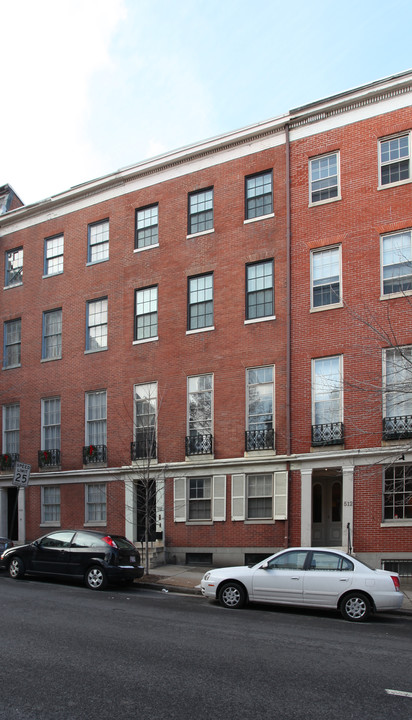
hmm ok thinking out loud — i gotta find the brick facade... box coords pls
[0,71,411,571]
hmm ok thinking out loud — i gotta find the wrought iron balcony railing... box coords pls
[131,433,157,461]
[83,444,107,464]
[0,453,19,471]
[311,422,344,447]
[245,428,275,452]
[185,434,213,456]
[383,415,412,441]
[38,449,61,468]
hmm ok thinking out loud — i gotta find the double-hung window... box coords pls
[189,477,211,520]
[245,171,273,220]
[187,374,213,455]
[3,319,21,368]
[188,188,213,235]
[86,298,108,351]
[230,472,287,521]
[312,356,343,446]
[381,230,412,296]
[135,204,159,249]
[85,391,107,446]
[246,367,274,451]
[42,486,61,524]
[2,404,20,455]
[311,246,342,308]
[42,309,62,360]
[309,152,339,204]
[246,260,274,321]
[134,382,157,459]
[85,483,106,523]
[44,235,64,276]
[384,465,412,521]
[42,397,61,451]
[88,220,109,263]
[135,286,158,341]
[188,273,213,331]
[383,346,412,440]
[247,474,273,519]
[379,133,410,187]
[5,248,23,286]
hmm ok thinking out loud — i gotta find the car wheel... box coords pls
[218,581,246,609]
[9,556,25,579]
[85,565,107,591]
[340,592,371,622]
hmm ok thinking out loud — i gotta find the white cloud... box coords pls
[0,0,126,203]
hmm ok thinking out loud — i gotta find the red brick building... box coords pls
[1,71,411,574]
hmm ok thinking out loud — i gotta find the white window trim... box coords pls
[382,345,412,420]
[186,228,215,240]
[134,243,160,254]
[310,244,343,312]
[243,212,275,225]
[84,482,107,525]
[187,373,214,438]
[379,229,412,300]
[245,364,275,436]
[309,151,341,207]
[41,485,61,526]
[378,131,411,190]
[311,355,344,426]
[41,397,61,450]
[173,475,226,523]
[231,472,288,522]
[85,390,107,446]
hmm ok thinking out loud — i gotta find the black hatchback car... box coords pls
[0,530,144,590]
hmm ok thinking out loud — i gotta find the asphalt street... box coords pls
[0,573,411,720]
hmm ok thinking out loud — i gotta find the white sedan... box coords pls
[200,547,404,622]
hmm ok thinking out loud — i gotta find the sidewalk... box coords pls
[136,565,412,615]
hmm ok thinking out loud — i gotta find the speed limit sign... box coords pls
[12,462,31,487]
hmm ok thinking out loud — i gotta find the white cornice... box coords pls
[1,70,411,236]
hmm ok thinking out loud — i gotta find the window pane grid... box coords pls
[310,154,338,203]
[382,231,412,295]
[188,274,213,329]
[5,248,23,286]
[246,261,274,319]
[380,135,410,185]
[4,319,21,367]
[45,236,64,275]
[136,206,159,249]
[89,221,109,263]
[43,310,62,359]
[135,287,158,340]
[189,477,211,520]
[247,474,273,519]
[246,172,273,219]
[86,484,107,522]
[247,367,274,431]
[87,299,108,350]
[188,375,212,435]
[313,357,341,425]
[312,247,340,307]
[86,391,107,445]
[3,404,19,453]
[384,465,412,520]
[43,486,60,522]
[189,190,213,234]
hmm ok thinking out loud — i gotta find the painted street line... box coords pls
[385,689,412,698]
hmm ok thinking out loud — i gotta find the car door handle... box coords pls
[290,577,300,580]
[339,578,349,582]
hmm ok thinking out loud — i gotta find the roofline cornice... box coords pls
[1,69,411,231]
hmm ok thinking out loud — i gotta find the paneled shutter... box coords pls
[212,475,226,521]
[174,477,186,522]
[274,471,288,520]
[231,474,245,520]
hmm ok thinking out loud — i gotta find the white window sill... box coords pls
[380,289,412,301]
[185,521,213,526]
[134,243,159,253]
[185,454,214,462]
[133,336,159,345]
[41,356,62,363]
[244,315,276,325]
[186,229,215,240]
[377,178,411,191]
[84,521,107,527]
[84,347,108,355]
[40,523,61,528]
[186,326,215,335]
[86,258,109,267]
[2,364,21,371]
[244,449,276,458]
[4,282,23,290]
[244,213,274,225]
[310,302,343,313]
[381,520,412,527]
[244,519,276,525]
[308,195,341,208]
[43,271,64,279]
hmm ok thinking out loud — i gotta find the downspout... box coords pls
[285,122,291,547]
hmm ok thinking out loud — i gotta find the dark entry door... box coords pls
[135,480,157,543]
[312,478,342,546]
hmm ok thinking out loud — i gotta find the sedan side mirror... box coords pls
[261,561,269,570]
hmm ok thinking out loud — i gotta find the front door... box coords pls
[312,478,342,546]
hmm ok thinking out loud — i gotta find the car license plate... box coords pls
[130,555,136,562]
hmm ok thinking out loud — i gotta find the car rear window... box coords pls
[110,536,136,550]
[71,532,107,548]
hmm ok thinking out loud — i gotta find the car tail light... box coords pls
[102,536,118,549]
[390,575,400,592]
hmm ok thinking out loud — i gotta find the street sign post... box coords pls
[12,462,31,487]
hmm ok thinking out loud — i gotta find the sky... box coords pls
[1,0,411,206]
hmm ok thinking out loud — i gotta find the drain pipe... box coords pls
[285,122,291,547]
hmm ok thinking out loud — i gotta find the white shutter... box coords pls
[173,477,186,522]
[212,475,226,521]
[274,471,288,520]
[231,474,245,521]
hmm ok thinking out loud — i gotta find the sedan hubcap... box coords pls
[10,560,19,578]
[222,586,240,607]
[345,597,366,619]
[88,569,103,588]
